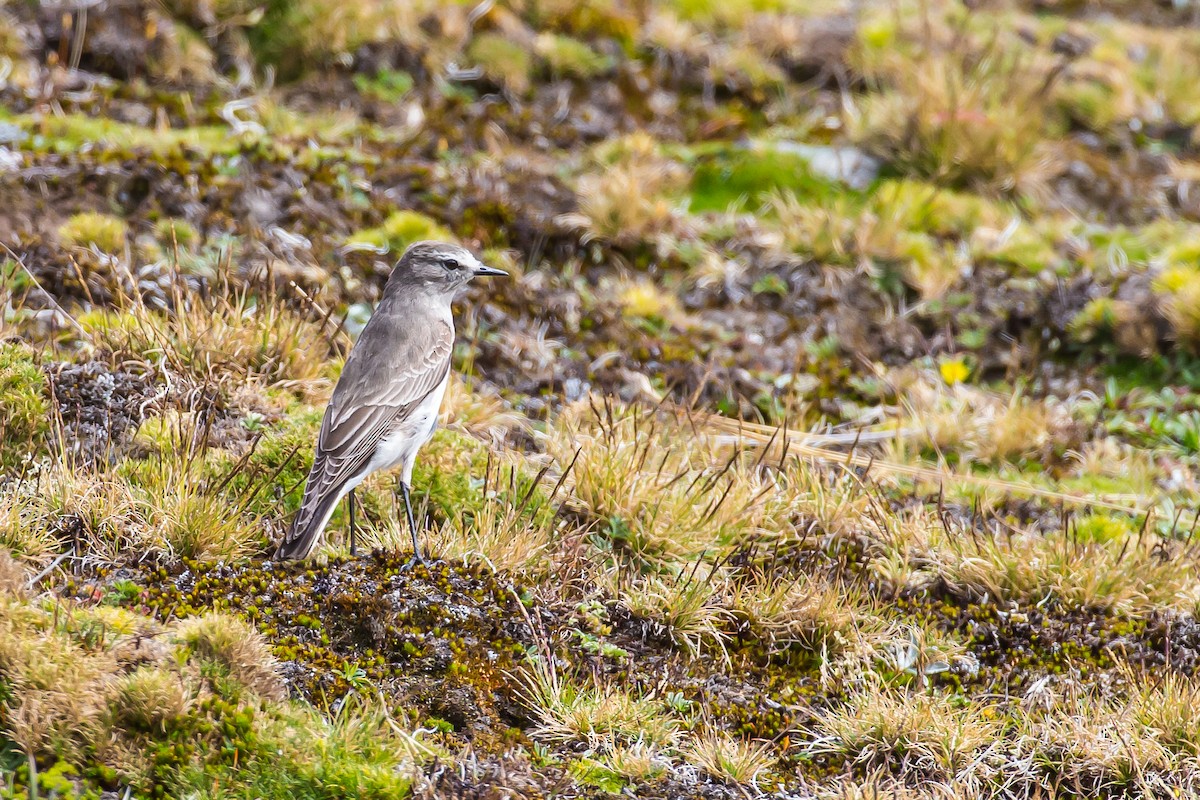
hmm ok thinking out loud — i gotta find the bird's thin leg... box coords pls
[348,488,358,557]
[398,481,425,568]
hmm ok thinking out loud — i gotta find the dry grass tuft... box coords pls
[440,375,529,444]
[851,6,1064,196]
[423,462,562,575]
[550,400,791,570]
[1015,677,1200,791]
[108,667,192,733]
[79,286,334,400]
[898,376,1075,467]
[560,135,690,246]
[682,730,776,786]
[767,189,963,300]
[0,596,119,760]
[727,572,876,656]
[0,548,28,596]
[600,741,671,781]
[608,566,734,657]
[173,613,284,699]
[877,504,1199,615]
[516,654,679,751]
[810,685,1002,778]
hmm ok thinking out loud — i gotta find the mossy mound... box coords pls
[0,342,49,468]
[57,212,127,253]
[109,555,536,746]
[345,211,454,256]
[0,563,418,800]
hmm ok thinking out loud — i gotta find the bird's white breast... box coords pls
[368,372,449,480]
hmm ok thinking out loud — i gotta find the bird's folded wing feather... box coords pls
[307,317,454,495]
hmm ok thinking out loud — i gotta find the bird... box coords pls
[275,241,507,562]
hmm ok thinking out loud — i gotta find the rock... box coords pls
[47,359,161,465]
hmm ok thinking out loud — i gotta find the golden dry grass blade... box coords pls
[692,410,1145,515]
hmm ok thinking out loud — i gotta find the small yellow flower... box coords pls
[939,357,970,386]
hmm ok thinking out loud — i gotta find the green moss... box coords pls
[58,212,128,253]
[412,430,488,519]
[538,0,639,46]
[353,69,415,103]
[11,111,235,156]
[1069,297,1121,345]
[1,760,104,800]
[1060,471,1154,499]
[669,0,787,26]
[570,757,628,792]
[153,218,199,250]
[0,342,49,467]
[1075,221,1171,274]
[1074,513,1135,544]
[688,145,848,214]
[467,33,534,93]
[346,210,453,255]
[535,33,614,79]
[1161,239,1200,269]
[414,429,549,521]
[177,703,415,799]
[118,554,530,752]
[857,8,897,52]
[239,0,378,80]
[979,224,1060,274]
[132,414,178,455]
[871,179,1006,238]
[1056,80,1124,131]
[1,576,426,800]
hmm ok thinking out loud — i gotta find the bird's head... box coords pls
[387,241,507,296]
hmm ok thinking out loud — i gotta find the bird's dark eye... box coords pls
[440,258,461,271]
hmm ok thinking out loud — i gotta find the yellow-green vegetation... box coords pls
[7,0,1200,796]
[346,210,453,255]
[0,342,48,467]
[852,6,1062,194]
[535,33,614,79]
[0,562,427,797]
[152,219,199,250]
[352,69,415,104]
[565,134,689,246]
[17,113,235,157]
[57,213,127,254]
[468,32,535,93]
[683,730,777,784]
[1153,265,1200,351]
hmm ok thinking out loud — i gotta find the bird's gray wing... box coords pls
[277,315,453,559]
[317,317,454,462]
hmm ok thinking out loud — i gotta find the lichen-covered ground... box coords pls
[5,0,1200,797]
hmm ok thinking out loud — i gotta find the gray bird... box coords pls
[276,241,507,562]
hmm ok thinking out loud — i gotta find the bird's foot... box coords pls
[399,552,429,572]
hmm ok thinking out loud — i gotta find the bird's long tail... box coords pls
[276,465,346,561]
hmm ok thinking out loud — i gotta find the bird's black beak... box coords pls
[473,264,508,277]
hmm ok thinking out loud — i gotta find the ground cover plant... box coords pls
[4,0,1200,797]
